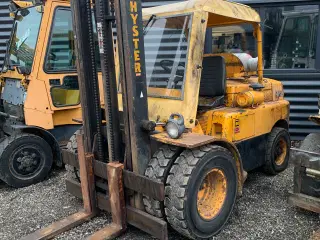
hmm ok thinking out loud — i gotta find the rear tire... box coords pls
[263,127,290,175]
[0,133,53,188]
[143,145,181,218]
[299,133,320,153]
[165,145,237,239]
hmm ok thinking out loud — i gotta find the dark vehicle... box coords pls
[229,0,320,140]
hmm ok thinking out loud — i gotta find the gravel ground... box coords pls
[0,163,319,240]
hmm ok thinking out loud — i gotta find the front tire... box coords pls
[143,145,181,218]
[165,145,237,239]
[0,133,53,188]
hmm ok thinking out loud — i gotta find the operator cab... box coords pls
[142,0,264,128]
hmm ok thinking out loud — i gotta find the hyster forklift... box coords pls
[60,0,290,239]
[0,0,290,193]
[13,0,289,239]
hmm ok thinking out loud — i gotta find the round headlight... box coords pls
[165,113,185,139]
[166,122,179,139]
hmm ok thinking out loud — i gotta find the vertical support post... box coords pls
[95,0,122,163]
[255,23,264,83]
[115,0,151,209]
[115,0,150,174]
[204,28,213,54]
[71,0,104,160]
[114,0,150,174]
[114,0,132,171]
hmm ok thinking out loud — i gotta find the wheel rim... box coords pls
[197,168,227,220]
[274,137,288,166]
[9,144,45,180]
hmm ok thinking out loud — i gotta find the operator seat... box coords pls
[198,55,226,108]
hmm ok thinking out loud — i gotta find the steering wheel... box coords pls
[159,60,185,89]
[159,59,185,73]
[49,51,57,61]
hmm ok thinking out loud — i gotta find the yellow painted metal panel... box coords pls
[232,114,254,141]
[52,108,82,126]
[208,100,289,142]
[24,109,54,129]
[24,79,52,113]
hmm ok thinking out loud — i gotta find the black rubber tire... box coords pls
[300,133,320,153]
[263,127,290,175]
[0,133,53,188]
[143,145,181,218]
[65,129,82,182]
[164,145,237,239]
[297,133,320,198]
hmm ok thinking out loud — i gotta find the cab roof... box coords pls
[143,0,261,26]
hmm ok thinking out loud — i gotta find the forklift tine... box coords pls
[20,134,98,240]
[19,211,94,240]
[87,223,123,240]
[77,134,97,214]
[87,162,126,240]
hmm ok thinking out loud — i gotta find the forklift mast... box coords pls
[114,0,151,174]
[71,0,151,213]
[70,0,103,160]
[71,0,150,168]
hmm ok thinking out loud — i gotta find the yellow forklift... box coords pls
[61,0,290,239]
[0,0,289,192]
[0,0,118,187]
[0,0,87,187]
[13,0,290,239]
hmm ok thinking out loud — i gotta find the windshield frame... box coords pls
[143,13,193,100]
[7,5,43,70]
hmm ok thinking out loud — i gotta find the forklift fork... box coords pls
[20,134,126,240]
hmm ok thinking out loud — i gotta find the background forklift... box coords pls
[0,0,106,188]
[270,7,318,69]
[58,0,291,239]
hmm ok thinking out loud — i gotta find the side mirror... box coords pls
[16,66,31,75]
